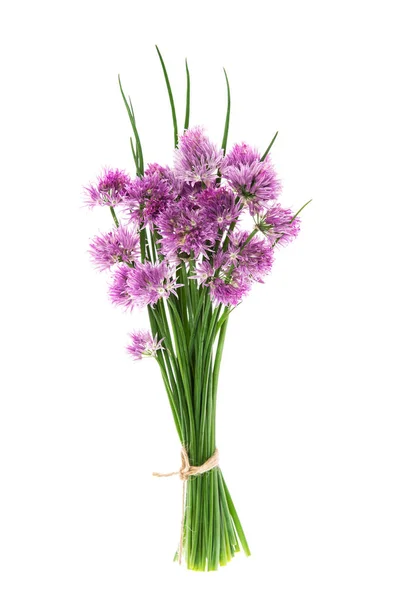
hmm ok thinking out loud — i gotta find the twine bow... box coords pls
[153,447,219,564]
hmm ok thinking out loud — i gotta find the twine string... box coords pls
[153,447,219,564]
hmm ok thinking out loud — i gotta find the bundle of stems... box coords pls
[148,238,250,570]
[119,50,250,570]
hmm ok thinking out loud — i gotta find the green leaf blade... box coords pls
[261,130,278,161]
[221,68,231,155]
[155,45,178,147]
[117,75,144,175]
[184,58,190,130]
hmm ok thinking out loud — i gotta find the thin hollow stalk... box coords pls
[110,207,119,227]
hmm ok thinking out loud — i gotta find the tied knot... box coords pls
[178,447,219,481]
[152,447,219,481]
[178,447,192,481]
[152,447,219,564]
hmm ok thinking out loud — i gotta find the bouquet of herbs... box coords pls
[84,47,309,571]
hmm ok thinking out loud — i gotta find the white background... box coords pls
[1,1,401,598]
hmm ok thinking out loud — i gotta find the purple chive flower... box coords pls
[179,181,205,199]
[259,204,300,246]
[221,142,260,167]
[209,271,251,306]
[212,249,230,271]
[221,145,281,215]
[130,261,182,307]
[227,231,274,281]
[124,164,179,227]
[109,263,136,309]
[190,260,215,286]
[84,168,132,207]
[156,200,217,258]
[173,127,223,185]
[109,261,181,309]
[197,187,241,231]
[147,163,183,199]
[127,331,164,360]
[190,250,232,286]
[89,226,140,271]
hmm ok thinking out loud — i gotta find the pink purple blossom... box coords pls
[190,260,215,285]
[209,271,251,306]
[124,164,179,227]
[89,226,140,271]
[196,187,241,231]
[84,168,132,207]
[174,127,223,185]
[221,142,260,167]
[130,261,182,306]
[127,331,164,360]
[221,145,281,215]
[109,261,181,309]
[259,204,300,246]
[227,231,274,281]
[109,263,136,309]
[156,200,217,258]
